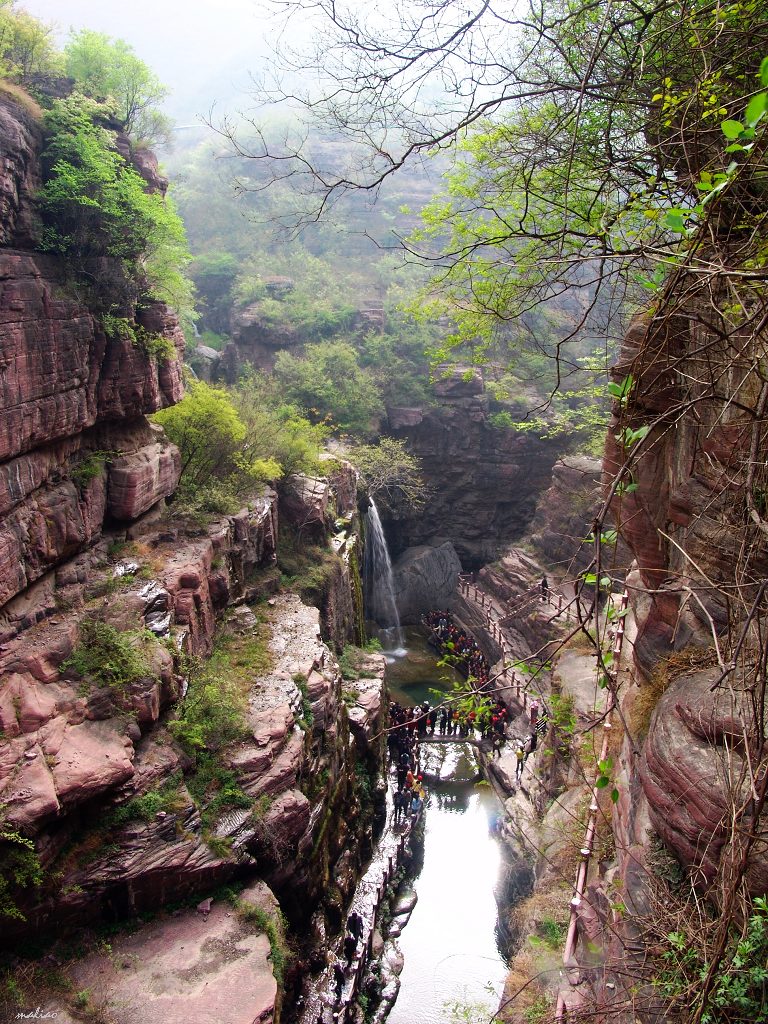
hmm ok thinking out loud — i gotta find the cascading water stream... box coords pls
[364,499,406,655]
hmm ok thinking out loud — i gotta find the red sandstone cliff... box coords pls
[0,90,380,986]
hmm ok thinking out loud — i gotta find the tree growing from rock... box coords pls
[349,437,427,516]
[64,29,172,146]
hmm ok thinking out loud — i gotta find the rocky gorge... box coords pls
[0,88,388,1024]
[2,11,768,1024]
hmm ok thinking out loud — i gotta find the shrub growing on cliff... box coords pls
[153,379,282,512]
[62,619,156,692]
[37,94,193,314]
[0,822,43,921]
[171,623,271,756]
[349,437,427,515]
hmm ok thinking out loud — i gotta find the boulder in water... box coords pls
[391,543,462,623]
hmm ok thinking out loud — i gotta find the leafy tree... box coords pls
[64,29,171,145]
[153,378,281,505]
[348,437,427,515]
[273,340,385,436]
[0,1,61,84]
[231,369,327,477]
[37,94,193,315]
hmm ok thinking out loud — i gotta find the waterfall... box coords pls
[364,499,405,654]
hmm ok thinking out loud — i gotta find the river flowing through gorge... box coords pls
[332,629,530,1024]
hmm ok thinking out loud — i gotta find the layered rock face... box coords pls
[386,368,561,568]
[39,883,283,1024]
[640,664,768,894]
[604,299,768,896]
[0,93,185,628]
[0,88,386,1024]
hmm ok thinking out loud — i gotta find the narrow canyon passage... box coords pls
[382,631,530,1024]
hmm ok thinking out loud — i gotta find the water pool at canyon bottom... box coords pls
[384,629,529,1024]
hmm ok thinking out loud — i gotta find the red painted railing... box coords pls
[554,590,629,1022]
[457,574,567,710]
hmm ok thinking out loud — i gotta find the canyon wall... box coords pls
[386,368,562,568]
[0,90,385,1023]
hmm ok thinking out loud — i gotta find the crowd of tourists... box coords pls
[422,609,492,689]
[386,701,427,827]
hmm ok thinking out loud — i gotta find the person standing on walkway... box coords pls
[540,576,549,602]
[332,958,345,1004]
[515,741,525,781]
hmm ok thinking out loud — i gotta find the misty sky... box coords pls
[19,0,286,121]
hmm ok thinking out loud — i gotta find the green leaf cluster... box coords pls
[153,378,282,510]
[62,619,157,693]
[0,821,43,921]
[37,94,193,315]
[63,28,171,146]
[654,896,768,1022]
[0,1,62,85]
[170,626,270,757]
[274,340,385,437]
[230,369,326,478]
[348,436,426,515]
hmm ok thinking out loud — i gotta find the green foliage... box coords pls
[277,529,343,605]
[524,997,552,1024]
[236,899,290,986]
[0,821,43,920]
[547,692,576,757]
[274,340,385,437]
[488,410,514,429]
[102,314,176,362]
[186,755,252,834]
[294,675,314,731]
[73,989,92,1010]
[349,437,427,515]
[63,29,171,145]
[62,619,156,692]
[354,761,376,810]
[336,643,382,681]
[102,776,184,829]
[153,379,282,512]
[37,94,193,314]
[70,449,115,489]
[231,369,326,477]
[171,622,270,756]
[538,916,566,949]
[171,622,271,845]
[653,896,768,1023]
[0,2,62,84]
[356,314,435,407]
[188,251,239,333]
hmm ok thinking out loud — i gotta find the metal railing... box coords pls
[456,574,567,710]
[554,590,629,1023]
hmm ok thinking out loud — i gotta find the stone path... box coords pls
[298,791,419,1024]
